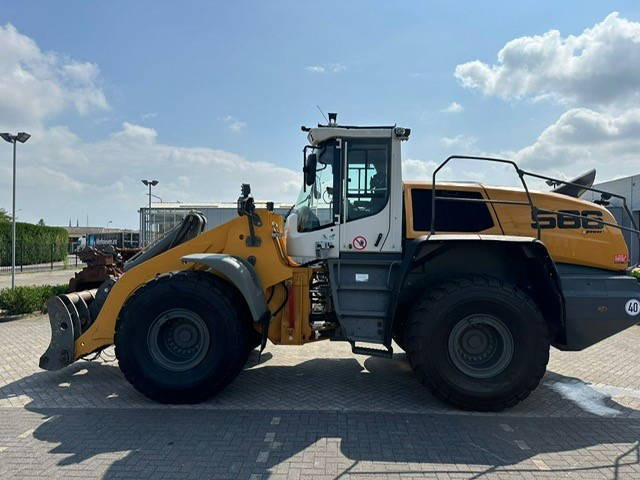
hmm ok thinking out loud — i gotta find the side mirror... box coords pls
[304,153,317,186]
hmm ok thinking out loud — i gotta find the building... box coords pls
[139,202,293,246]
[64,227,139,252]
[585,174,640,265]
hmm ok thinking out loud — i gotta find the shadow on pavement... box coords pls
[0,354,639,479]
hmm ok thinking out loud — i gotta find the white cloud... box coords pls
[402,158,489,183]
[451,12,640,185]
[305,63,346,74]
[223,115,246,132]
[441,102,463,114]
[112,122,158,143]
[141,112,158,120]
[514,107,640,178]
[0,122,300,227]
[402,158,439,180]
[0,25,299,228]
[454,12,640,107]
[440,134,477,150]
[0,23,108,128]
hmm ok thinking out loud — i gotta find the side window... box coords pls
[345,140,390,221]
[411,189,494,232]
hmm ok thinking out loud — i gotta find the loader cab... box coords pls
[284,116,408,259]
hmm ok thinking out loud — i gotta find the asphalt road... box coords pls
[1,315,639,479]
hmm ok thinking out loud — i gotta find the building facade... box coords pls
[139,202,293,246]
[585,174,640,265]
[65,227,139,252]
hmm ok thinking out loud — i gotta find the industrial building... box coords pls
[139,202,293,246]
[586,174,640,265]
[65,226,139,252]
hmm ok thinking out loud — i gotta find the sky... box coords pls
[1,1,640,228]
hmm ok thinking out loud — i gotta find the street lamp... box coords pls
[1,132,31,289]
[141,179,159,245]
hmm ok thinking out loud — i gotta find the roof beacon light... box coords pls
[328,113,337,126]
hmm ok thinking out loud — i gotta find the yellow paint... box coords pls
[404,182,629,271]
[74,181,630,362]
[74,210,307,359]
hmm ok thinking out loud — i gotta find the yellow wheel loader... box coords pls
[40,114,640,411]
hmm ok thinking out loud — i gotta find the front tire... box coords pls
[405,276,549,411]
[115,271,250,404]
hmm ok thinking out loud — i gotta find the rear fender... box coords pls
[390,235,565,344]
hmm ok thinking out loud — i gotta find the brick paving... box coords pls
[1,315,640,479]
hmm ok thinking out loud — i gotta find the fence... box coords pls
[0,239,81,274]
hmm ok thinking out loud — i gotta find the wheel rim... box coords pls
[147,308,210,372]
[448,314,514,379]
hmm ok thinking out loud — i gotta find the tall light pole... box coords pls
[1,132,31,289]
[141,179,158,245]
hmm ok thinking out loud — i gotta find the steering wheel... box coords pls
[322,187,333,204]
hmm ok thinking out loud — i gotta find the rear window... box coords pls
[411,188,494,232]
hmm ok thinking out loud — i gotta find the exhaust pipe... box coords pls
[39,289,98,371]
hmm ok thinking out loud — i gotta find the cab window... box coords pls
[295,141,338,232]
[411,188,494,232]
[345,139,390,221]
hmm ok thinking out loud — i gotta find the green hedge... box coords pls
[0,284,68,315]
[0,221,68,267]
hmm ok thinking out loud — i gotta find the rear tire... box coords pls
[115,271,250,404]
[405,276,549,411]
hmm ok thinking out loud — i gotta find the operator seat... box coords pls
[369,171,387,212]
[124,211,207,272]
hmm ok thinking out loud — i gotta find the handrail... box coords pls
[431,156,538,238]
[430,155,640,245]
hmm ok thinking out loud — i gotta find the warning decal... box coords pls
[352,236,367,250]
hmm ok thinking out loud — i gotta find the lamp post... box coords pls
[1,132,31,289]
[141,179,158,245]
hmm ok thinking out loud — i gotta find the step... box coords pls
[337,285,391,292]
[340,310,387,318]
[351,343,393,358]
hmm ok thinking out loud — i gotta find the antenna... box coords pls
[316,105,329,124]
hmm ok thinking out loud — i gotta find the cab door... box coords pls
[339,138,401,253]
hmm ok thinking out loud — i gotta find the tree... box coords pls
[0,208,11,223]
[37,219,45,226]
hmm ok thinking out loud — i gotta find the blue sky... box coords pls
[2,1,640,227]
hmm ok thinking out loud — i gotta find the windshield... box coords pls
[295,142,336,232]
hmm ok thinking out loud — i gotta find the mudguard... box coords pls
[181,253,269,323]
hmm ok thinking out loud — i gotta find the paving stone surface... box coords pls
[1,314,640,479]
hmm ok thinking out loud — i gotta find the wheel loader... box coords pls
[40,114,640,411]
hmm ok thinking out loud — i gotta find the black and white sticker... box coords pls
[625,299,640,316]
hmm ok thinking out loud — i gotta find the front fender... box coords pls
[181,253,269,323]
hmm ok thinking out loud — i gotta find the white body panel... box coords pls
[338,137,403,253]
[283,123,407,259]
[284,213,339,258]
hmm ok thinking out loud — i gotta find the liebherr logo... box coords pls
[531,210,604,230]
